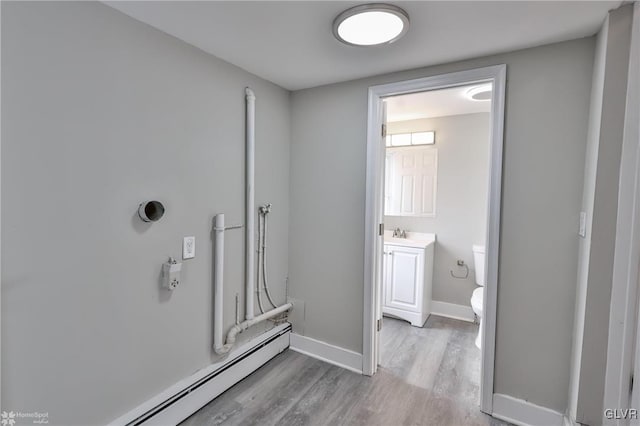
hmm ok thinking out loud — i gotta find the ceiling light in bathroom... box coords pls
[465,84,493,101]
[333,4,410,46]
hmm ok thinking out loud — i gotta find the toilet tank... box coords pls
[472,245,486,286]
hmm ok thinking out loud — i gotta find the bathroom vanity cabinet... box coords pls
[382,234,435,327]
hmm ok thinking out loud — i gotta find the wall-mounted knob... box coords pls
[138,201,165,222]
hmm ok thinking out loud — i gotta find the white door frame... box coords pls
[362,64,507,414]
[604,3,640,423]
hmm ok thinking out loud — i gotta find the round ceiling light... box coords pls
[465,84,493,101]
[333,4,410,47]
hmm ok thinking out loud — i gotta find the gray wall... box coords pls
[1,2,291,424]
[572,5,634,425]
[289,38,594,411]
[384,113,491,306]
[567,14,608,423]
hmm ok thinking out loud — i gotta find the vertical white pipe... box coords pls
[213,89,292,355]
[245,87,256,320]
[214,213,225,352]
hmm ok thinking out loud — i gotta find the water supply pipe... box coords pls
[260,206,279,309]
[214,213,226,353]
[214,212,292,354]
[213,88,292,355]
[256,214,266,314]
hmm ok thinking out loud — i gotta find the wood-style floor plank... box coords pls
[181,315,511,426]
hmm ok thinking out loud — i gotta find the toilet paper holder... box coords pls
[450,260,469,279]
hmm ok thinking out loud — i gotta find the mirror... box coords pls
[384,140,438,217]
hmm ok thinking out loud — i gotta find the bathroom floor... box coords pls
[379,315,501,424]
[181,315,510,426]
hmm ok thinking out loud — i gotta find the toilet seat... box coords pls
[471,287,483,317]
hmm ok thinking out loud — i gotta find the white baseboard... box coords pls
[109,324,291,426]
[564,414,579,426]
[430,300,476,322]
[290,333,363,374]
[492,393,565,426]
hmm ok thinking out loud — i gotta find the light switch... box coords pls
[579,212,587,238]
[183,236,196,259]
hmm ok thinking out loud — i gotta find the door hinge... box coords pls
[382,123,387,138]
[377,318,383,332]
[379,223,384,236]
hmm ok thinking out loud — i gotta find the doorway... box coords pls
[362,65,506,415]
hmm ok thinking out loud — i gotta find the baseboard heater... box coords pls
[110,323,291,426]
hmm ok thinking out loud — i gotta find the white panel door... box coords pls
[385,246,424,313]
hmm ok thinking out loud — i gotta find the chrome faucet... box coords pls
[258,203,272,215]
[392,228,406,238]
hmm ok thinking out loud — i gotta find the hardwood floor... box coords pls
[181,316,510,426]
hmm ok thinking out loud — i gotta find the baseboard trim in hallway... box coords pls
[492,393,565,426]
[430,300,476,322]
[563,415,579,426]
[109,324,291,426]
[290,333,363,374]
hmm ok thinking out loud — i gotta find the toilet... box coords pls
[471,245,485,349]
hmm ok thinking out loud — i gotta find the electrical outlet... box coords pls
[162,258,182,291]
[183,236,195,259]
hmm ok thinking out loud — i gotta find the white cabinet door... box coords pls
[384,246,424,313]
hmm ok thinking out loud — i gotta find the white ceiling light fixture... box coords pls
[333,3,410,47]
[465,84,493,101]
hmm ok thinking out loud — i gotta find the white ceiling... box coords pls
[386,85,491,122]
[106,1,620,91]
